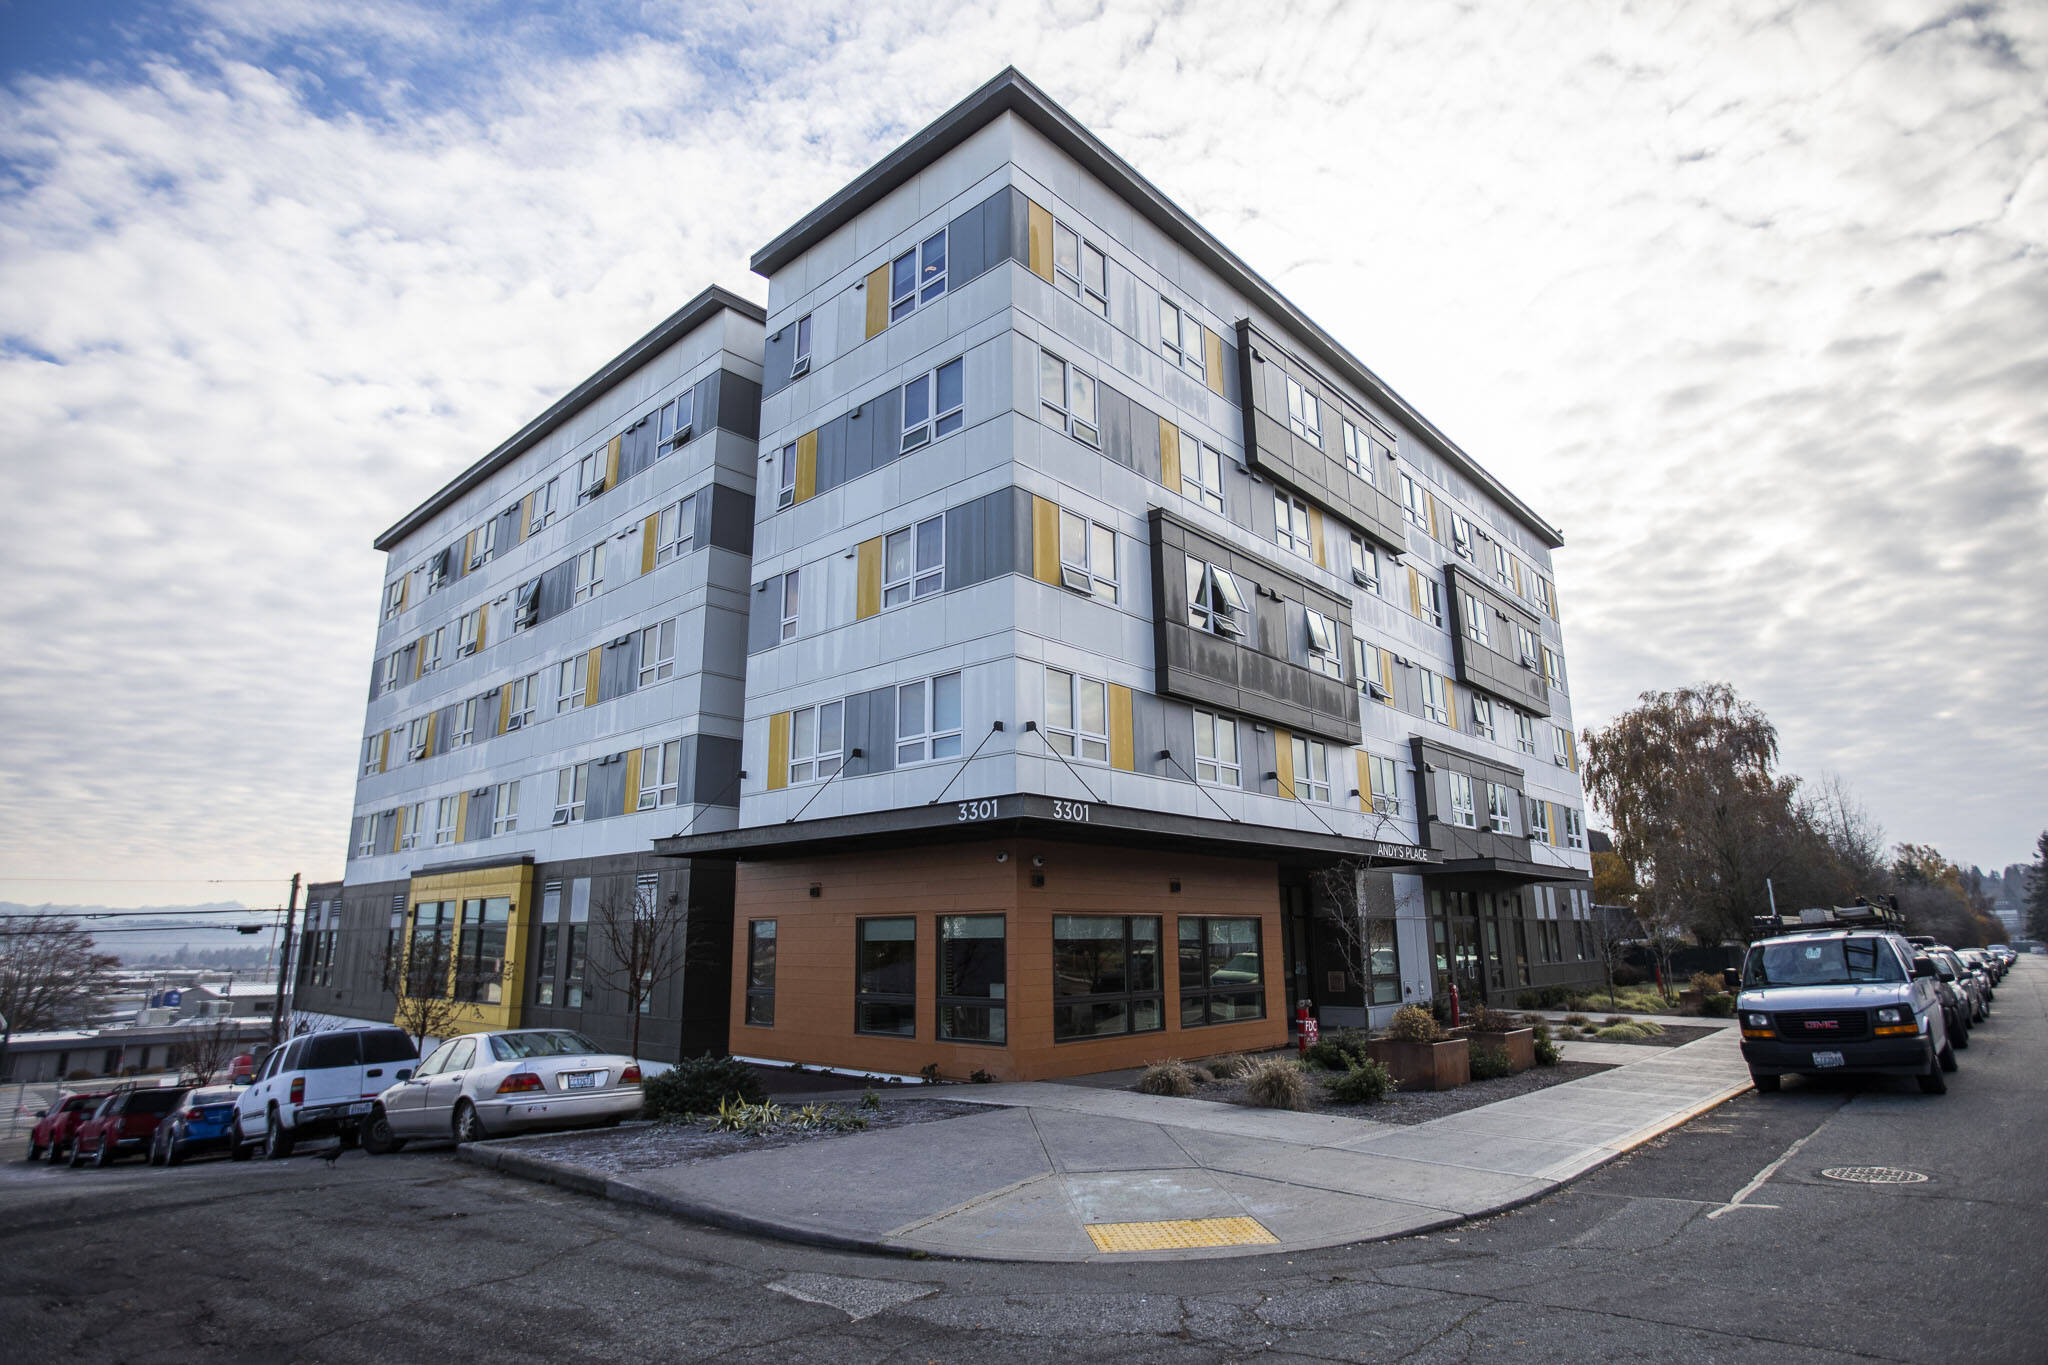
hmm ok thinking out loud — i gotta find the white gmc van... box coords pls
[232,1027,420,1159]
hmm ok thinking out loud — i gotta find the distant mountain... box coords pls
[1,901,282,965]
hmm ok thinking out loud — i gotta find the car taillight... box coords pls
[185,1109,203,1122]
[621,1066,642,1085]
[496,1073,544,1095]
[290,1076,304,1105]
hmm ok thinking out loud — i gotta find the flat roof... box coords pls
[751,68,1564,549]
[373,285,765,552]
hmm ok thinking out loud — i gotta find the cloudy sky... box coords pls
[2,0,2042,909]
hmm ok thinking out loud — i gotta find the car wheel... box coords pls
[148,1136,165,1167]
[264,1110,294,1160]
[1750,1071,1781,1093]
[94,1138,115,1167]
[1918,1051,1949,1094]
[67,1141,86,1169]
[1953,1018,1969,1048]
[452,1100,487,1145]
[27,1139,42,1162]
[361,1108,405,1156]
[1938,1039,1958,1073]
[228,1119,253,1162]
[52,1140,69,1164]
[166,1139,186,1167]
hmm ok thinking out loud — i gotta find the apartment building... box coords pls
[653,71,1600,1082]
[306,288,765,1063]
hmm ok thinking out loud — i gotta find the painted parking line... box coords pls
[1705,1128,1817,1219]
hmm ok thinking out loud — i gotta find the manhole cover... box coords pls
[1820,1166,1928,1185]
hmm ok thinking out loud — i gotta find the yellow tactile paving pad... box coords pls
[1085,1217,1280,1252]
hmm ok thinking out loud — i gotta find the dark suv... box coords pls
[1738,926,1953,1094]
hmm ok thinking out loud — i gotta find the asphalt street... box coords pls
[4,960,2042,1363]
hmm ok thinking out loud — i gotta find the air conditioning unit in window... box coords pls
[790,355,811,378]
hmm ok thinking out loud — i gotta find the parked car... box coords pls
[228,1053,258,1084]
[27,1091,111,1162]
[1932,949,1985,1024]
[1737,920,1952,1094]
[1956,949,1995,1004]
[69,1086,191,1167]
[148,1086,242,1166]
[232,1026,419,1160]
[365,1028,641,1151]
[1925,955,1972,1049]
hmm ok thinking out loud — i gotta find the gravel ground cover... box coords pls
[496,1097,989,1174]
[1552,1023,1720,1048]
[1131,1051,1616,1126]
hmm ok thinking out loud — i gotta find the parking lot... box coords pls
[2,958,2040,1363]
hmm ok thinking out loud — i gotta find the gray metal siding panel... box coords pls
[761,325,797,400]
[948,197,987,284]
[597,635,640,704]
[844,394,880,483]
[464,786,495,843]
[715,372,761,440]
[817,410,847,492]
[1011,485,1036,576]
[537,562,575,623]
[747,580,780,654]
[707,484,753,555]
[996,187,1029,270]
[1099,384,1135,473]
[693,734,742,806]
[587,754,627,821]
[495,506,521,557]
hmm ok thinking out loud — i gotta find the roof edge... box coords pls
[749,69,1565,550]
[372,284,766,552]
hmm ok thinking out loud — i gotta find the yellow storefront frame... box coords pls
[395,862,535,1034]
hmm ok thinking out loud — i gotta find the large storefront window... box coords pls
[1177,918,1264,1027]
[1053,915,1162,1040]
[856,917,916,1036]
[746,920,777,1026]
[938,915,1006,1043]
[456,897,510,1003]
[408,901,455,999]
[1366,918,1402,1005]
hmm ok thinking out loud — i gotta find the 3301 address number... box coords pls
[1050,800,1090,822]
[956,799,999,822]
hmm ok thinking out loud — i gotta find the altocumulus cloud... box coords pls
[0,0,2041,906]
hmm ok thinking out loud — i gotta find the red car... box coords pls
[27,1091,111,1163]
[68,1086,189,1167]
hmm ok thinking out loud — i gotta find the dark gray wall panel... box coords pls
[597,634,640,704]
[817,410,847,491]
[495,506,521,558]
[997,187,1030,271]
[713,372,761,440]
[537,561,575,624]
[1445,563,1551,716]
[943,487,1020,591]
[464,786,496,843]
[707,483,753,555]
[747,579,780,654]
[693,734,742,806]
[843,686,897,777]
[587,753,628,821]
[948,196,987,284]
[761,324,798,400]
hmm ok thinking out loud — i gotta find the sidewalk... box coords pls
[461,1025,1754,1261]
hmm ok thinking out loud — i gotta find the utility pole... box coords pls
[268,874,301,1049]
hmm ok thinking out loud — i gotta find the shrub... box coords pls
[1603,1016,1629,1027]
[919,1062,941,1084]
[1518,985,1571,1009]
[1205,1053,1255,1080]
[1688,970,1726,998]
[1516,991,1541,1010]
[1633,1018,1665,1035]
[1563,1013,1590,1027]
[1326,1058,1397,1104]
[1566,995,1599,1012]
[1137,1060,1197,1097]
[1303,1028,1371,1071]
[1384,1004,1445,1044]
[859,1088,881,1111]
[1611,965,1645,986]
[1595,1023,1651,1041]
[642,1055,765,1120]
[1466,1003,1519,1033]
[1700,993,1736,1018]
[1469,1042,1514,1080]
[1189,1066,1217,1085]
[708,1098,785,1134]
[1531,1023,1562,1067]
[1243,1058,1310,1110]
[969,1069,995,1084]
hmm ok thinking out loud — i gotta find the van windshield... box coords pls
[1743,937,1904,988]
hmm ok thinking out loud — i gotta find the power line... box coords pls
[0,924,278,936]
[3,907,288,920]
[0,876,291,884]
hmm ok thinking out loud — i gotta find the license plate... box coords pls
[1812,1051,1845,1068]
[348,1101,374,1115]
[563,1072,601,1090]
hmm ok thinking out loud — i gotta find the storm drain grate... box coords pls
[1820,1166,1928,1185]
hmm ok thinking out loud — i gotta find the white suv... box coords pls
[232,1027,419,1159]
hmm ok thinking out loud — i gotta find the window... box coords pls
[426,548,450,593]
[406,715,431,760]
[1527,798,1552,844]
[506,672,538,729]
[1058,509,1117,602]
[654,494,695,566]
[511,578,539,633]
[1284,376,1322,445]
[1185,559,1248,636]
[577,448,606,500]
[1450,513,1475,561]
[379,651,401,694]
[419,627,445,675]
[408,900,455,999]
[1052,220,1103,314]
[1563,807,1586,851]
[382,578,406,621]
[638,739,681,810]
[361,734,382,776]
[1043,667,1108,763]
[1053,915,1163,1040]
[1533,574,1555,615]
[777,442,797,509]
[1179,918,1264,1027]
[452,696,478,748]
[1038,349,1098,445]
[855,917,916,1036]
[1515,710,1537,755]
[658,388,695,449]
[1350,534,1378,593]
[1447,772,1478,829]
[883,516,944,607]
[354,812,381,858]
[788,700,843,784]
[894,672,962,765]
[399,801,426,850]
[1420,669,1448,724]
[1460,591,1493,646]
[1194,710,1239,785]
[1418,576,1444,628]
[1401,473,1430,533]
[456,897,509,1004]
[1552,723,1575,768]
[1288,735,1331,802]
[1368,754,1402,815]
[556,652,589,713]
[778,569,800,641]
[938,915,1006,1043]
[573,544,605,604]
[638,620,676,686]
[534,922,559,1006]
[745,921,776,1025]
[1305,610,1343,679]
[1356,640,1389,700]
[1158,298,1205,378]
[1471,693,1496,741]
[1180,433,1223,513]
[491,781,519,836]
[1366,917,1401,1004]
[565,916,587,1009]
[890,229,946,322]
[533,475,561,530]
[470,517,498,569]
[553,763,587,825]
[1340,420,1383,487]
[790,313,812,377]
[1274,491,1313,560]
[1516,625,1540,668]
[1486,782,1514,834]
[1543,647,1567,693]
[900,356,965,452]
[457,607,483,657]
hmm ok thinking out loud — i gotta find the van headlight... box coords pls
[1741,1012,1772,1038]
[1873,1004,1917,1036]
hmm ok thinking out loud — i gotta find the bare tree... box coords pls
[0,913,119,1032]
[589,879,688,1063]
[1640,908,1687,1004]
[1581,906,1641,1010]
[170,1014,240,1084]
[1307,806,1412,1016]
[374,929,482,1053]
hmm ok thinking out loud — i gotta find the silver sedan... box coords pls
[364,1028,643,1150]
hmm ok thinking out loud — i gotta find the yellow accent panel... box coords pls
[1203,327,1226,396]
[1087,1218,1277,1253]
[641,512,660,575]
[455,791,470,843]
[1308,505,1327,569]
[1108,684,1135,772]
[1357,750,1373,804]
[766,712,790,792]
[1027,200,1055,281]
[1407,566,1422,618]
[1274,727,1295,799]
[462,530,476,569]
[1545,801,1559,846]
[413,638,427,680]
[605,435,621,489]
[473,611,486,653]
[1565,731,1578,771]
[423,711,438,754]
[1377,648,1395,698]
[586,647,603,703]
[1425,492,1441,542]
[389,806,405,854]
[1548,581,1561,622]
[378,731,390,773]
[623,748,643,815]
[397,863,536,1033]
[497,688,511,737]
[855,537,883,620]
[519,492,535,541]
[794,430,817,503]
[1443,680,1458,732]
[397,575,409,611]
[1159,417,1181,491]
[864,264,890,339]
[1031,495,1061,585]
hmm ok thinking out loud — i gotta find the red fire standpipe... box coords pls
[1449,983,1461,1028]
[1296,1000,1318,1056]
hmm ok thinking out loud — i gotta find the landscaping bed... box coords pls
[1129,1047,1613,1125]
[495,1096,987,1175]
[1554,1021,1720,1048]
